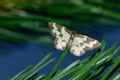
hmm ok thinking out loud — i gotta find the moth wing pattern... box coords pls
[49,22,101,56]
[70,34,101,56]
[49,22,72,50]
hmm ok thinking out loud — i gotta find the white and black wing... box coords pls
[49,22,72,50]
[49,22,101,56]
[70,34,101,56]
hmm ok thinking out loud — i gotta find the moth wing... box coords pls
[49,22,72,50]
[70,34,101,56]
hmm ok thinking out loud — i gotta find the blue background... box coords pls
[0,26,120,80]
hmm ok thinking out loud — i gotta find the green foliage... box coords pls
[0,1,120,80]
[0,0,120,45]
[7,41,120,80]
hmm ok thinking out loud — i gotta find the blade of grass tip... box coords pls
[55,63,83,80]
[97,45,120,66]
[106,45,119,61]
[34,75,45,80]
[70,58,95,79]
[96,45,119,66]
[72,61,96,80]
[80,56,91,64]
[95,43,118,66]
[53,68,64,76]
[48,69,63,80]
[10,65,33,80]
[95,45,119,70]
[38,75,48,80]
[17,52,53,80]
[51,60,80,80]
[31,52,53,70]
[101,56,120,80]
[70,59,96,80]
[24,58,56,80]
[58,60,80,75]
[109,72,120,80]
[96,55,111,66]
[108,46,120,60]
[103,42,118,56]
[85,66,106,80]
[99,40,106,52]
[48,49,68,79]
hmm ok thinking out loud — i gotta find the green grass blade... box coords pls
[24,58,55,80]
[51,60,80,80]
[85,66,106,80]
[108,72,120,80]
[15,52,53,80]
[34,75,45,80]
[101,56,120,80]
[9,65,33,80]
[48,49,68,79]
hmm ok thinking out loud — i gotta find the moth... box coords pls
[49,22,101,56]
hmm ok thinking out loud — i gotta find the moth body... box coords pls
[49,22,101,56]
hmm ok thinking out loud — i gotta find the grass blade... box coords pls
[101,56,120,80]
[48,49,68,79]
[51,60,80,80]
[10,65,33,80]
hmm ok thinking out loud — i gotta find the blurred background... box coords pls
[0,0,120,80]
